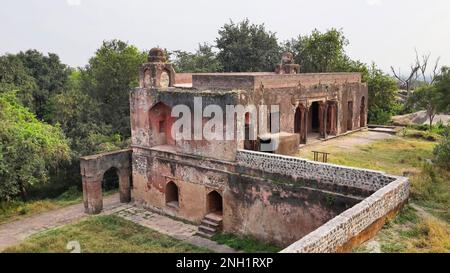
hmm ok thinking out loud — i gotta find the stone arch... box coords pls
[148,102,174,146]
[165,181,179,208]
[160,69,171,88]
[80,149,132,214]
[143,69,152,88]
[207,190,223,214]
[102,167,119,192]
[360,96,366,128]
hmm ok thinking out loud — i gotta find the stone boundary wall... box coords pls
[235,150,409,253]
[280,177,409,252]
[236,150,395,192]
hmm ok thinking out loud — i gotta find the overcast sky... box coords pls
[1,0,449,74]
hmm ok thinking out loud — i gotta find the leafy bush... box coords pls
[433,134,450,170]
[0,91,70,201]
[402,129,442,142]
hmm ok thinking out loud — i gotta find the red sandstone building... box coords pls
[81,49,408,252]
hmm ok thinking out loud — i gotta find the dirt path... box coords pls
[115,206,240,253]
[0,194,123,252]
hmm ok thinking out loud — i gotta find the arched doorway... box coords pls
[207,191,223,215]
[166,181,179,209]
[102,167,119,195]
[360,97,366,128]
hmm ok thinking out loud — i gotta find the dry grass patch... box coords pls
[3,215,210,253]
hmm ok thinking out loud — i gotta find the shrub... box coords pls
[433,134,450,170]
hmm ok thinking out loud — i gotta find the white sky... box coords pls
[1,0,449,74]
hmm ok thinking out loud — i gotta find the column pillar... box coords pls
[82,176,103,214]
[318,102,325,138]
[323,103,328,139]
[330,103,337,135]
[119,168,132,203]
[302,106,309,144]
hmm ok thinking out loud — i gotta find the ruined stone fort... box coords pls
[80,48,409,252]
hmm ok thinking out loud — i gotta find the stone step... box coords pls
[204,213,223,224]
[201,219,220,228]
[196,230,214,239]
[166,201,179,210]
[198,225,217,235]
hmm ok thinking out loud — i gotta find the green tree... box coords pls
[433,66,450,114]
[409,85,440,128]
[16,50,70,119]
[285,28,349,73]
[172,43,222,73]
[0,91,70,201]
[80,40,146,138]
[366,64,400,124]
[0,54,37,109]
[0,50,70,119]
[216,19,281,72]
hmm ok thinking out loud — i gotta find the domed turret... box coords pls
[148,48,167,63]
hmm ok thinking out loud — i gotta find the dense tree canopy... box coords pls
[365,64,400,124]
[284,28,350,73]
[216,19,281,72]
[0,90,70,201]
[172,43,222,73]
[0,50,70,119]
[80,40,146,138]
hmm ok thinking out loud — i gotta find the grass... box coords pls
[374,205,450,253]
[300,134,449,253]
[3,215,210,253]
[0,187,83,224]
[0,187,118,225]
[301,137,436,175]
[212,233,281,253]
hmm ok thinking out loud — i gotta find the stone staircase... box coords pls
[196,213,223,239]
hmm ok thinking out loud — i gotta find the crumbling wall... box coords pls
[223,172,362,246]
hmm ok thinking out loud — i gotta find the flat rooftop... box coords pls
[174,72,363,90]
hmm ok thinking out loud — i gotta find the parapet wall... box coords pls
[192,73,362,91]
[235,150,409,252]
[236,150,395,192]
[280,177,409,252]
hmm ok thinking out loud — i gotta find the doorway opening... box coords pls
[207,191,223,215]
[102,167,119,195]
[166,181,179,209]
[310,101,320,133]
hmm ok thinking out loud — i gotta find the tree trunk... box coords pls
[19,181,28,202]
